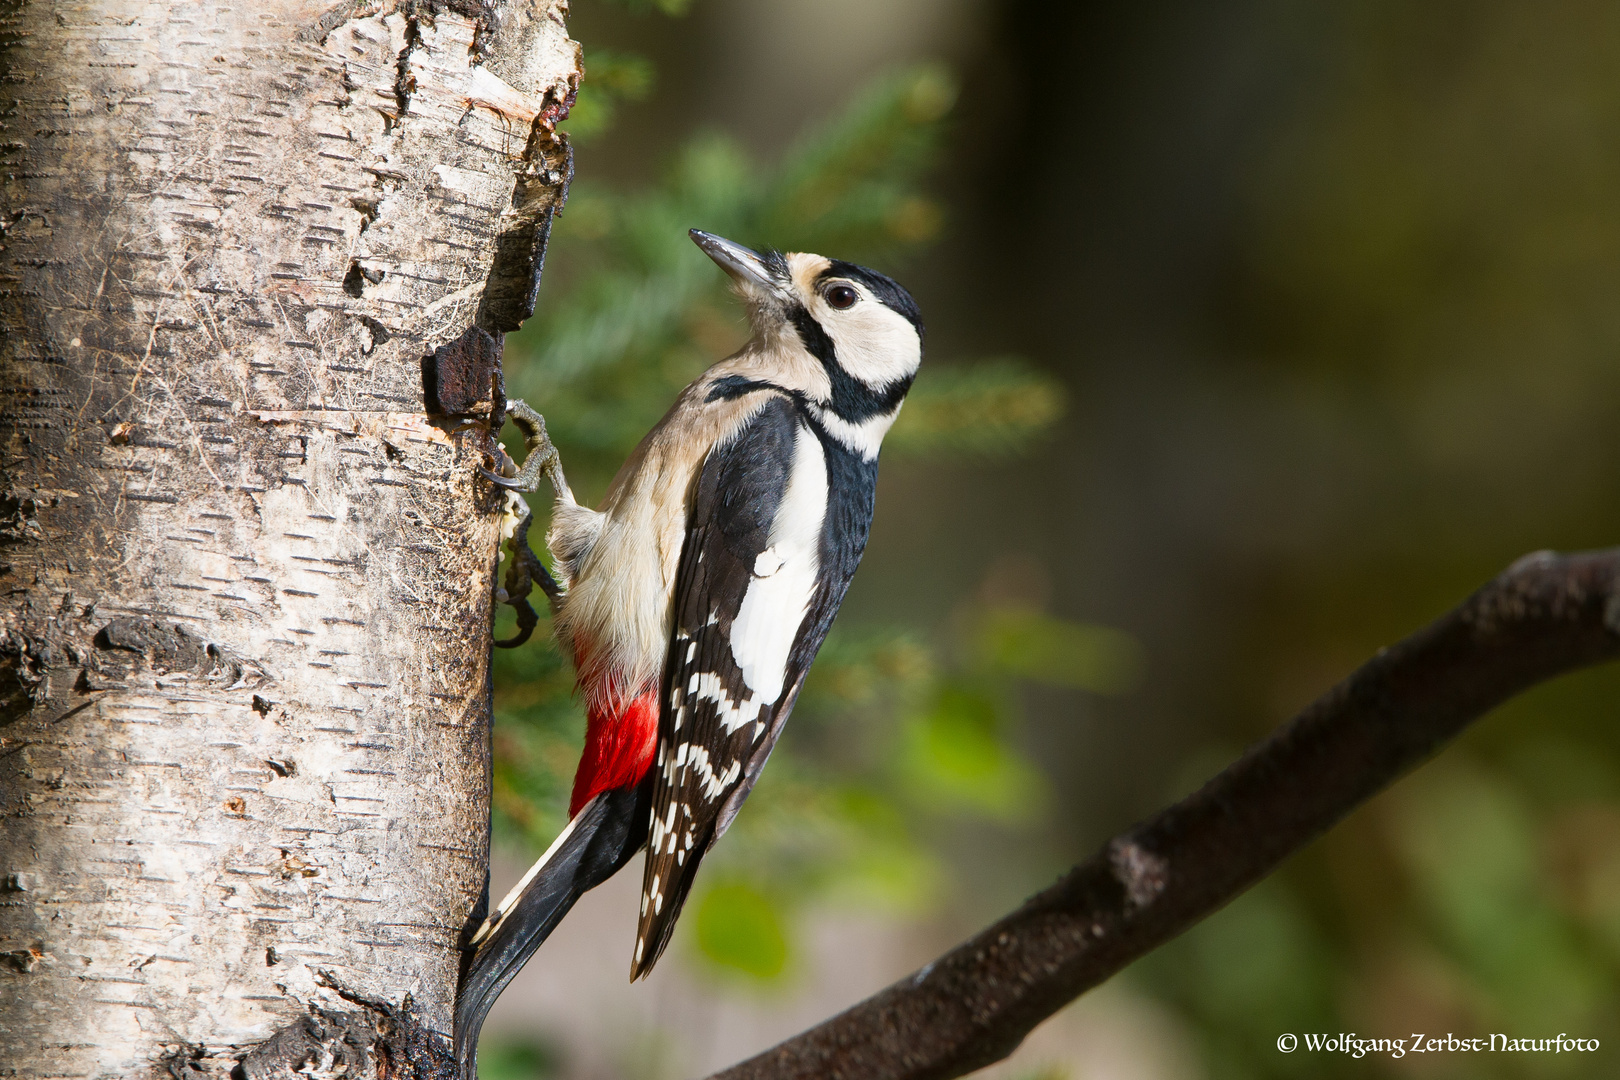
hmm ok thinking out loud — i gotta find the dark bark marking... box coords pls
[423,325,502,417]
[94,618,271,690]
[232,971,457,1080]
[475,140,572,334]
[2,946,45,973]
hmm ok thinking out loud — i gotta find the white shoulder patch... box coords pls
[728,424,827,709]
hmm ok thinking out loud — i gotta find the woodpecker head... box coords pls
[691,229,923,444]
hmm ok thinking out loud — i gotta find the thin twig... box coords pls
[706,548,1620,1080]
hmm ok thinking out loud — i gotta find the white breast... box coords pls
[727,424,827,724]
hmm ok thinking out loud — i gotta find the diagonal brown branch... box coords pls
[707,548,1620,1080]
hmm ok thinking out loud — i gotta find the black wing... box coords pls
[631,398,876,978]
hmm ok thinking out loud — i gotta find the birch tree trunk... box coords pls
[0,2,578,1076]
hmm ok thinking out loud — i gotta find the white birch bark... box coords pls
[0,2,579,1076]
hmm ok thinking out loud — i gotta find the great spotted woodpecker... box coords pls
[453,230,922,1069]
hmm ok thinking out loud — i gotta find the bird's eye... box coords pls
[825,284,859,310]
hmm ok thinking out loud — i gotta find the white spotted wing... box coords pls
[632,394,839,978]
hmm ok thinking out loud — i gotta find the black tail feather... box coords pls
[453,781,650,1077]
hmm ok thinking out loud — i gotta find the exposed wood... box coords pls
[706,549,1620,1080]
[0,2,580,1076]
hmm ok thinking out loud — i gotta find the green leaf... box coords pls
[1389,764,1605,1027]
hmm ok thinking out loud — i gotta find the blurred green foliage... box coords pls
[504,62,1022,476]
[692,880,790,980]
[1139,742,1620,1080]
[973,608,1144,695]
[599,0,694,16]
[490,59,1092,996]
[475,1036,561,1080]
[563,49,655,145]
[885,357,1068,459]
[899,680,1049,821]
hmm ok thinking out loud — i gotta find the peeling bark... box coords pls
[0,2,580,1076]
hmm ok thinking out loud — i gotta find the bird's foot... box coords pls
[494,505,562,648]
[480,398,571,500]
[482,399,567,648]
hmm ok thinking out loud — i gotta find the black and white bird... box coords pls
[454,230,922,1070]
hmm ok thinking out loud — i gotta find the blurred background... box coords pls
[481,1,1620,1077]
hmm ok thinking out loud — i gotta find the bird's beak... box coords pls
[690,229,776,291]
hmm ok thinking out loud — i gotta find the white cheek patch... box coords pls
[819,299,921,388]
[729,426,827,711]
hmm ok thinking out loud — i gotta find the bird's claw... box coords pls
[479,465,529,490]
